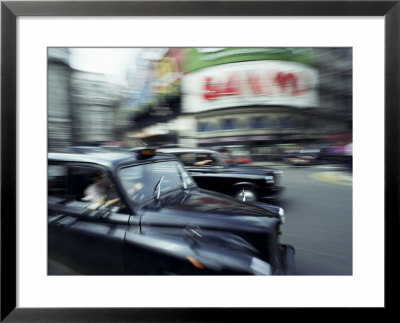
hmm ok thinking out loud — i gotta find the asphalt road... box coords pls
[275,164,352,275]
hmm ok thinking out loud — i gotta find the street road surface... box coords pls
[277,165,352,275]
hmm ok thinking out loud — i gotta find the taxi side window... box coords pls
[68,166,118,202]
[69,166,129,214]
[194,153,216,166]
[69,167,97,201]
[179,153,196,166]
[48,164,68,198]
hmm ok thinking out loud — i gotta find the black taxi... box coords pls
[48,147,294,275]
[158,147,284,203]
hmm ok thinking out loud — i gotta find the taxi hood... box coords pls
[146,188,278,217]
[138,188,282,233]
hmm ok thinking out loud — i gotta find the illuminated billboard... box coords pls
[183,48,315,73]
[182,60,318,113]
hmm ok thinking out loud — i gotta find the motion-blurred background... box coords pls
[48,47,352,164]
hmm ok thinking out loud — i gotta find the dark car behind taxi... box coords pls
[48,147,294,275]
[158,147,284,203]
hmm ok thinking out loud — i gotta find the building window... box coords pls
[197,122,207,132]
[280,116,296,129]
[250,117,266,129]
[197,122,217,132]
[221,119,236,130]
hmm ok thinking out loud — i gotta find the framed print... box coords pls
[1,0,398,321]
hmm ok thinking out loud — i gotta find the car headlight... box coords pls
[265,175,274,184]
[278,207,285,224]
[250,257,272,275]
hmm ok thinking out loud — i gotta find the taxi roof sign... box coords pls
[131,147,157,159]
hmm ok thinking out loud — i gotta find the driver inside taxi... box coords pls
[84,171,144,209]
[84,171,120,208]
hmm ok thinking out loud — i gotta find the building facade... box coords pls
[121,47,352,160]
[71,71,120,145]
[48,48,73,150]
[177,48,351,159]
[48,48,123,150]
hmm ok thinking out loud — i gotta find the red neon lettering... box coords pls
[203,70,312,100]
[203,75,240,100]
[274,72,311,96]
[203,77,219,100]
[247,73,262,95]
[222,74,240,96]
[275,72,298,95]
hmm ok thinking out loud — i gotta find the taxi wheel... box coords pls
[235,187,257,202]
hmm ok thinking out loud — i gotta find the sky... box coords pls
[69,48,140,85]
[68,48,169,86]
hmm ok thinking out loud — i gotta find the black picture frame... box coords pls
[1,0,398,321]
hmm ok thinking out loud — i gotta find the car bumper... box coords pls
[260,186,285,201]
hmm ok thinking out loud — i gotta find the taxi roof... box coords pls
[48,147,177,169]
[158,147,219,155]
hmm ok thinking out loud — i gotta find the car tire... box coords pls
[235,187,257,202]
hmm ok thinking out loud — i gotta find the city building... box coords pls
[48,48,73,150]
[126,48,352,160]
[48,48,123,149]
[70,71,120,145]
[118,47,352,161]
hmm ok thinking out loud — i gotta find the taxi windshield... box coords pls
[118,161,194,203]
